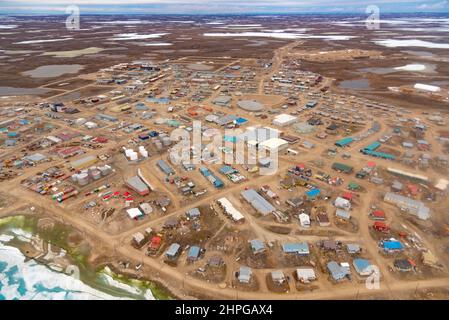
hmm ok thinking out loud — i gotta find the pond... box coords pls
[0,86,49,96]
[22,64,84,78]
[338,79,372,90]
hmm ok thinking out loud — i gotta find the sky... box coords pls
[0,0,448,15]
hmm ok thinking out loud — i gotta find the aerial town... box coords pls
[1,12,449,300]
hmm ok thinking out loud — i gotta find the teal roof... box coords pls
[335,137,354,147]
[362,150,396,160]
[364,141,381,151]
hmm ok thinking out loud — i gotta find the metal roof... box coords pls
[187,246,200,259]
[166,243,181,257]
[327,261,349,281]
[250,239,265,252]
[282,242,309,254]
[241,189,276,216]
[353,258,372,275]
[186,207,201,218]
[238,266,252,282]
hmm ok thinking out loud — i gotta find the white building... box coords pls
[298,213,311,228]
[272,114,297,127]
[217,197,245,222]
[414,83,441,93]
[259,138,289,152]
[296,268,316,283]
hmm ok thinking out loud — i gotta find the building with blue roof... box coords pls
[327,261,350,281]
[250,239,266,254]
[219,166,238,175]
[361,149,396,160]
[382,240,404,253]
[364,141,381,152]
[187,246,201,262]
[282,242,309,255]
[335,137,354,147]
[235,117,248,125]
[305,189,320,199]
[147,97,170,104]
[165,243,181,260]
[223,135,237,143]
[199,166,224,188]
[353,258,373,276]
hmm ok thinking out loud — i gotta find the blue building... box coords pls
[157,160,175,176]
[282,242,309,255]
[335,137,354,147]
[187,246,201,262]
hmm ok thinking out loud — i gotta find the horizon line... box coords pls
[2,11,449,16]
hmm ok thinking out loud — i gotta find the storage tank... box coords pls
[140,149,148,158]
[91,170,101,180]
[98,165,112,176]
[77,172,90,186]
[129,152,138,161]
[71,174,79,183]
[125,149,133,157]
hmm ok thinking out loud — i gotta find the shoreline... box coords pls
[0,213,178,300]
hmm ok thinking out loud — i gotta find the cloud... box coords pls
[418,0,448,9]
[1,1,449,14]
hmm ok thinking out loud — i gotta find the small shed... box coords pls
[238,266,252,283]
[271,270,286,284]
[296,268,316,283]
[165,243,181,260]
[186,207,201,219]
[250,239,266,254]
[346,243,361,254]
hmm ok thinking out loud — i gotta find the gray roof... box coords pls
[336,209,351,220]
[296,268,316,281]
[237,100,264,111]
[186,207,201,218]
[271,270,285,281]
[157,159,174,175]
[23,153,47,163]
[213,95,231,105]
[241,189,276,216]
[126,176,149,194]
[346,243,361,254]
[384,192,430,220]
[250,239,266,253]
[70,155,97,169]
[327,261,349,281]
[215,114,238,126]
[238,266,252,282]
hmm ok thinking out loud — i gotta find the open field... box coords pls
[1,13,449,300]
